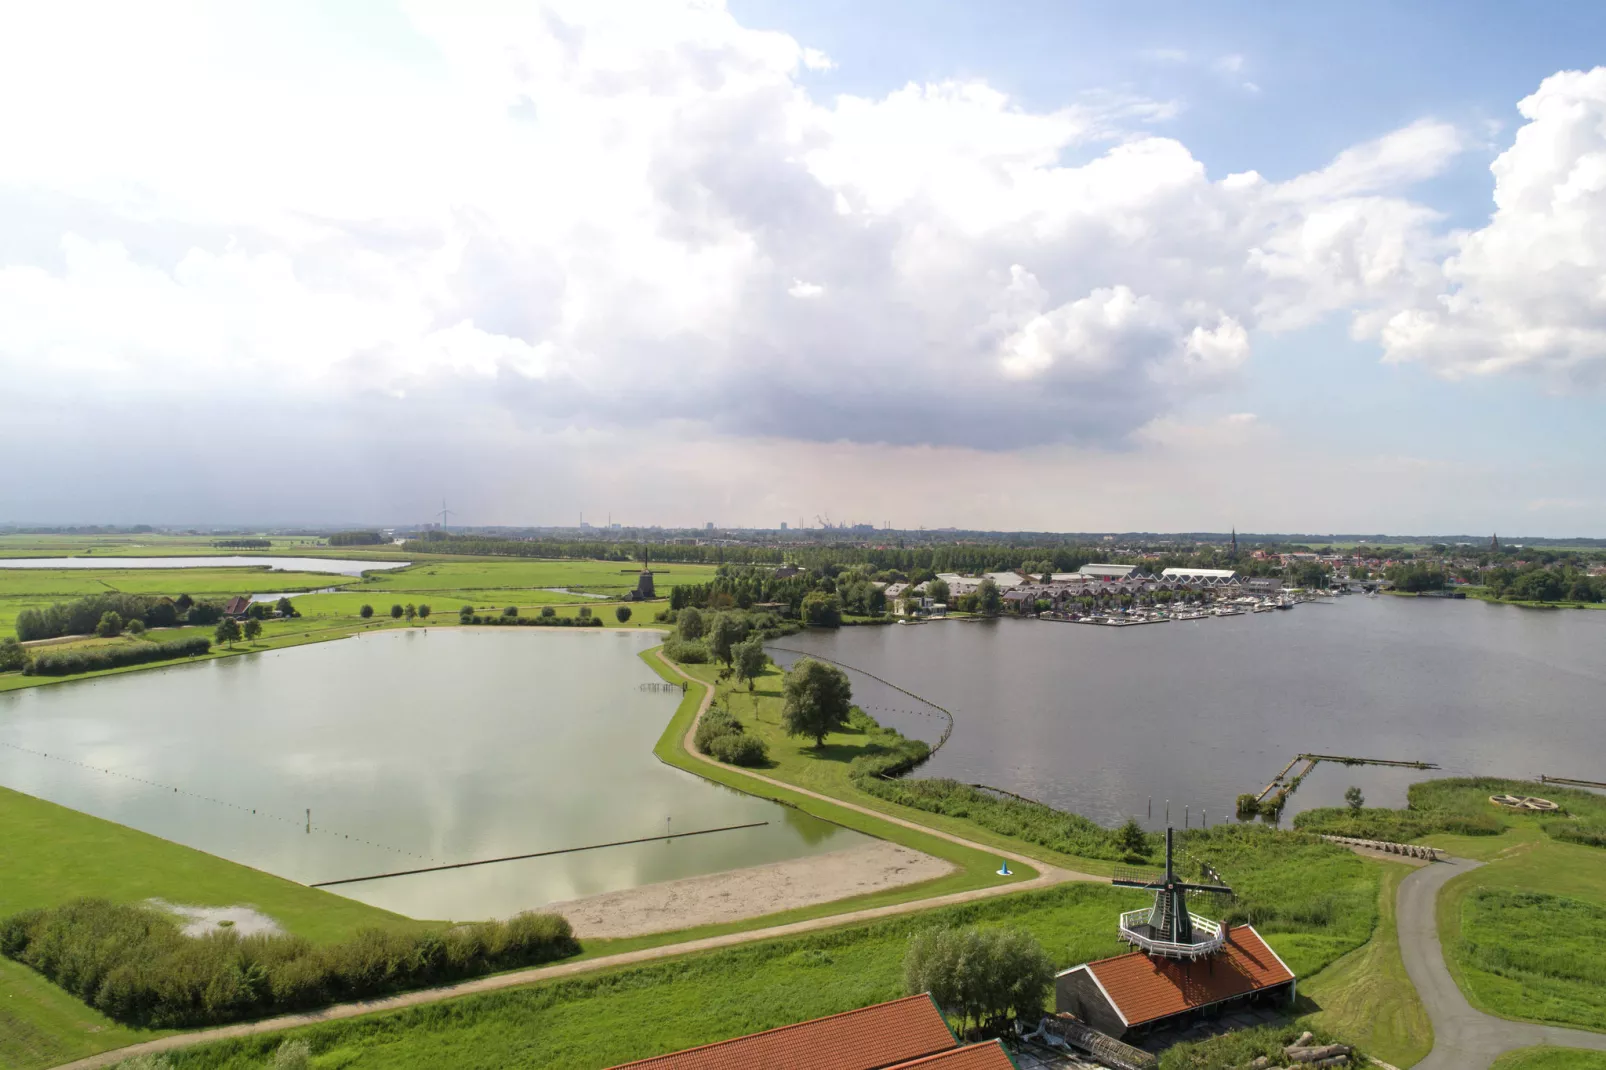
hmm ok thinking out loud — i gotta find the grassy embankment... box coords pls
[0,786,428,1070]
[1304,778,1606,1036]
[161,884,1137,1070]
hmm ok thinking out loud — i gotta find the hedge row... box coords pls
[25,637,212,677]
[0,899,578,1028]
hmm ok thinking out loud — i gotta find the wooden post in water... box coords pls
[1185,805,1190,828]
[305,809,310,834]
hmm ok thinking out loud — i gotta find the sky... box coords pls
[3,1,1605,534]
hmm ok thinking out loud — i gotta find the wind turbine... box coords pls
[438,499,455,531]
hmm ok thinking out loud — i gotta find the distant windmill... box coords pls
[437,499,455,531]
[1111,828,1234,959]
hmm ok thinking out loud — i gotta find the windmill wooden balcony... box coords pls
[1112,827,1233,962]
[1117,908,1226,960]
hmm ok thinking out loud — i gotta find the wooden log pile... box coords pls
[1234,1032,1355,1068]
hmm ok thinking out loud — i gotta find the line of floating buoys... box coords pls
[0,740,436,862]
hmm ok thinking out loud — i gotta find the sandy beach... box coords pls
[545,839,955,938]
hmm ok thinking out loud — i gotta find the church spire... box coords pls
[1231,527,1237,555]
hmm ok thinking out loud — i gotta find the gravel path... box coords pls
[50,652,1096,1070]
[1399,855,1606,1069]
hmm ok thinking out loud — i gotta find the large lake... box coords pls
[0,630,861,920]
[0,557,407,576]
[772,597,1606,829]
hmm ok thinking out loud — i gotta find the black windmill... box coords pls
[1111,827,1233,961]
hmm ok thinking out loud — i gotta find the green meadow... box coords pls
[0,786,427,1070]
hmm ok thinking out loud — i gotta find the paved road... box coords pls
[51,655,1096,1070]
[1399,855,1606,1069]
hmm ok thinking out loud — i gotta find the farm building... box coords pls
[606,994,1017,1069]
[1055,829,1295,1040]
[1054,925,1294,1039]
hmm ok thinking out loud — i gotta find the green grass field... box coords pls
[1297,861,1431,1068]
[1438,836,1606,1034]
[163,883,1136,1070]
[0,786,426,1070]
[357,557,719,595]
[1490,1048,1606,1070]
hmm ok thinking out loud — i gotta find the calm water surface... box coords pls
[0,557,407,575]
[0,630,861,920]
[772,597,1606,828]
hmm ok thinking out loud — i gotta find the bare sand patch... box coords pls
[545,840,955,938]
[148,899,285,938]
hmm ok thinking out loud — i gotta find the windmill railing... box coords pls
[1118,910,1226,960]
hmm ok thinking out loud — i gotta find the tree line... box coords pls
[15,593,225,642]
[327,530,385,546]
[25,637,211,676]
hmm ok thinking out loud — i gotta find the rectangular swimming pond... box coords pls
[0,629,862,920]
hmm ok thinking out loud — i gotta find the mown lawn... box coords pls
[165,883,1136,1070]
[0,786,426,1070]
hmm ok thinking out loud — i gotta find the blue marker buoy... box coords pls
[996,860,1012,876]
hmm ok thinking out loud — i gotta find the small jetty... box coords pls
[1244,752,1439,817]
[1540,774,1606,791]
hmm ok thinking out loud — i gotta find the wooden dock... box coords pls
[1253,752,1439,804]
[1541,774,1606,790]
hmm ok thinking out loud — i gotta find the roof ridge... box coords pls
[608,993,951,1068]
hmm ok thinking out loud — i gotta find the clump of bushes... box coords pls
[904,925,1054,1038]
[0,637,29,673]
[662,638,710,663]
[25,637,211,677]
[0,899,578,1028]
[694,707,769,766]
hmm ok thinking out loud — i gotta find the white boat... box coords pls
[1212,606,1245,617]
[1252,602,1274,613]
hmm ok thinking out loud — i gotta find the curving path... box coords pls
[1398,856,1606,1069]
[50,655,1096,1070]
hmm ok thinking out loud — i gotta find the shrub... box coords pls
[0,638,29,673]
[578,606,592,620]
[26,638,211,677]
[693,708,742,753]
[418,605,430,619]
[390,605,404,619]
[663,638,709,664]
[359,604,374,619]
[96,611,124,637]
[0,899,578,1028]
[126,619,146,635]
[708,732,768,766]
[541,606,556,618]
[615,605,632,623]
[503,606,519,618]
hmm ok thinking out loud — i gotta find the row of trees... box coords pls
[15,593,224,642]
[327,530,385,546]
[1482,565,1603,603]
[357,604,432,620]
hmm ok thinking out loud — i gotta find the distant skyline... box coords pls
[3,2,1605,534]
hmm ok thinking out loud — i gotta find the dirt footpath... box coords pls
[546,840,955,938]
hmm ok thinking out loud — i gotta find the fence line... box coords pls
[764,646,955,755]
[311,821,770,887]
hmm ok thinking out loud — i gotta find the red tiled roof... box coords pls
[886,1041,1017,1070]
[1082,926,1294,1027]
[607,994,958,1070]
